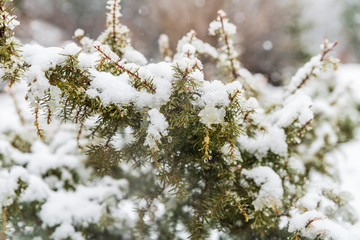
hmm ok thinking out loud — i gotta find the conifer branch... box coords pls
[8,89,25,125]
[229,89,241,102]
[291,66,316,95]
[0,2,355,239]
[152,151,161,168]
[34,105,45,140]
[236,202,248,222]
[210,192,228,216]
[2,206,7,233]
[46,108,51,125]
[291,39,338,95]
[229,142,235,159]
[94,44,156,93]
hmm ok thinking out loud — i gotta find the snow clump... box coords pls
[242,166,283,211]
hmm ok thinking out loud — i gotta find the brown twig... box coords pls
[153,151,161,168]
[210,192,228,216]
[305,217,319,229]
[47,108,51,125]
[8,89,25,125]
[2,206,7,233]
[34,105,44,140]
[188,30,196,44]
[299,118,313,133]
[237,202,248,222]
[229,90,241,102]
[8,69,18,88]
[291,39,338,95]
[218,13,240,80]
[105,124,119,148]
[320,39,338,61]
[204,127,210,159]
[291,68,314,95]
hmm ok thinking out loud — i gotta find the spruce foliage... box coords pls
[1,0,360,239]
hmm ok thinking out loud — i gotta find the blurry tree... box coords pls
[342,0,360,61]
[14,0,106,45]
[224,0,311,84]
[130,0,313,84]
[14,0,313,84]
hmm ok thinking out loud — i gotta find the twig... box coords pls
[321,39,338,61]
[218,13,240,80]
[210,192,228,216]
[204,127,210,159]
[112,0,117,45]
[237,202,248,222]
[8,89,25,125]
[34,105,45,140]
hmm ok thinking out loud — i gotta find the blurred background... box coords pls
[13,0,360,84]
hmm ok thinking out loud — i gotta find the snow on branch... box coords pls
[1,1,359,239]
[286,38,339,96]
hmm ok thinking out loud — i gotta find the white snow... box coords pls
[238,127,288,157]
[288,157,306,174]
[221,143,242,165]
[331,139,360,215]
[272,91,313,128]
[242,166,284,211]
[298,192,322,211]
[20,175,51,202]
[74,29,85,39]
[39,190,103,227]
[176,30,218,59]
[144,109,169,150]
[123,46,148,66]
[86,69,137,105]
[62,43,82,56]
[287,209,359,240]
[197,80,245,126]
[197,80,229,125]
[22,44,66,71]
[0,166,29,207]
[51,223,84,240]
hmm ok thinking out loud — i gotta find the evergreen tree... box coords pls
[1,0,360,239]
